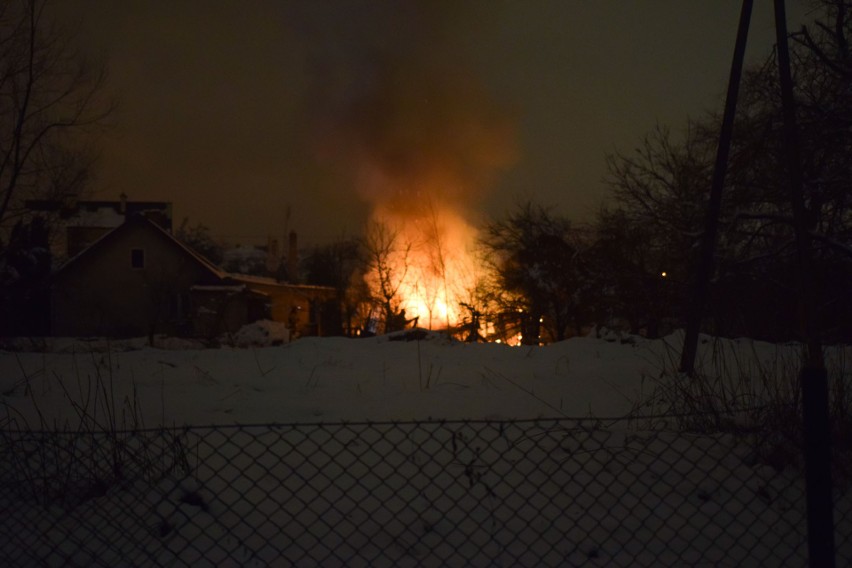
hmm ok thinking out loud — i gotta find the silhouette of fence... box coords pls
[1,417,850,566]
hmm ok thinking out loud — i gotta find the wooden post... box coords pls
[680,0,753,375]
[801,365,836,567]
[773,1,833,565]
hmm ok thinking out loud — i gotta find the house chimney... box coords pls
[287,230,298,283]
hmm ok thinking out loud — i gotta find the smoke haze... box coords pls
[297,1,517,223]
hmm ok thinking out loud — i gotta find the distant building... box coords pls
[220,231,299,283]
[221,244,268,276]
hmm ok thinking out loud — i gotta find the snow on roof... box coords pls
[227,273,280,286]
[70,207,126,228]
[226,273,335,294]
[190,285,247,293]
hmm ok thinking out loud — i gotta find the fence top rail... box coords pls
[0,406,773,435]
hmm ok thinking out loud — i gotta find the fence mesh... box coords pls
[1,418,850,566]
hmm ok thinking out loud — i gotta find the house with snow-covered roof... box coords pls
[49,214,335,340]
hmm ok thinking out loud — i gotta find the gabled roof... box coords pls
[52,213,226,281]
[52,214,337,299]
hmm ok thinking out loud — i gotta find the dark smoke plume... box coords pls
[294,1,517,220]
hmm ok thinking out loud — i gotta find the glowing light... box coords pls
[365,201,480,330]
[661,271,667,278]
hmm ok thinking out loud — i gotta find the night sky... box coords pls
[55,1,807,247]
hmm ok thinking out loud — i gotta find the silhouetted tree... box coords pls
[602,1,852,342]
[0,0,111,231]
[704,0,852,340]
[303,236,367,336]
[481,201,595,343]
[0,215,51,334]
[592,208,675,337]
[599,124,715,336]
[363,220,412,334]
[175,218,224,264]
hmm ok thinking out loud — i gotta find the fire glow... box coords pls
[313,31,517,334]
[367,200,479,330]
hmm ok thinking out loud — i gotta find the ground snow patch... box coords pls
[229,320,290,346]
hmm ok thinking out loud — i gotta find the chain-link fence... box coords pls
[1,417,850,567]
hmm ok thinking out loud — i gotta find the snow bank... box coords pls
[228,320,290,347]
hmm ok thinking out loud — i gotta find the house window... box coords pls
[131,248,145,269]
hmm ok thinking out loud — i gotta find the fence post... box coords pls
[801,364,835,567]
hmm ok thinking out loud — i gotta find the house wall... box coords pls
[240,281,334,337]
[50,222,217,337]
[190,288,268,338]
[244,282,306,322]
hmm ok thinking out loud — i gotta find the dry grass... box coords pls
[1,350,190,510]
[630,333,852,480]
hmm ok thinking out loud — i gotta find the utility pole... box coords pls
[679,0,753,376]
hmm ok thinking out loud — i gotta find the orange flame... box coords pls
[367,200,480,330]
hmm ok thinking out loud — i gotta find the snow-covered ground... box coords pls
[1,329,671,427]
[1,328,851,566]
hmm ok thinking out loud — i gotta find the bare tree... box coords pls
[363,220,412,333]
[422,200,451,329]
[481,201,595,343]
[0,0,111,230]
[601,124,716,336]
[303,235,366,335]
[175,218,225,265]
[600,0,852,342]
